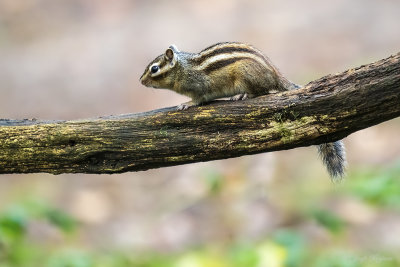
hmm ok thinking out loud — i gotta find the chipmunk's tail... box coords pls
[318,141,346,182]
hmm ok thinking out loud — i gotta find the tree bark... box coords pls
[1,52,399,174]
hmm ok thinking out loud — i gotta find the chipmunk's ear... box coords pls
[165,45,178,65]
[165,48,174,61]
[169,44,179,52]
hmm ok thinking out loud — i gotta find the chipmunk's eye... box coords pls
[150,65,159,74]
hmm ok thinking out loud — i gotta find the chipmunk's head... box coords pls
[140,45,179,89]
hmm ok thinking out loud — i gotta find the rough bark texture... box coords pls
[1,52,399,174]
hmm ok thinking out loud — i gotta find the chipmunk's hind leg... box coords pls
[229,77,257,101]
[230,93,248,101]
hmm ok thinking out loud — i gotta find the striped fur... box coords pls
[193,42,275,73]
[202,56,259,74]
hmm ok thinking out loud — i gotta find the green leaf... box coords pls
[273,230,306,267]
[348,162,400,208]
[312,209,345,234]
[44,209,77,233]
[0,206,28,241]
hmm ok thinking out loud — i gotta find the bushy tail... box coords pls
[318,141,346,182]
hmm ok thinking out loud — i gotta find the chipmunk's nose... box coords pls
[139,75,145,84]
[140,75,149,86]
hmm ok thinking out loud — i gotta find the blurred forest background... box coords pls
[1,0,400,266]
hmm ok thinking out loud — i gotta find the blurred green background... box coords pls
[1,0,399,266]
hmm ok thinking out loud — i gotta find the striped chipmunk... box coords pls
[140,42,346,180]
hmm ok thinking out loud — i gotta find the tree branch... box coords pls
[1,52,399,174]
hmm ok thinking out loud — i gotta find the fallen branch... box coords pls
[1,52,399,174]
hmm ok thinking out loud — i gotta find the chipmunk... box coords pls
[140,42,346,180]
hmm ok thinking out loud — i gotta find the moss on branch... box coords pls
[1,52,399,174]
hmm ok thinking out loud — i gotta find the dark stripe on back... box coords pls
[197,43,274,69]
[197,46,259,64]
[203,57,258,74]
